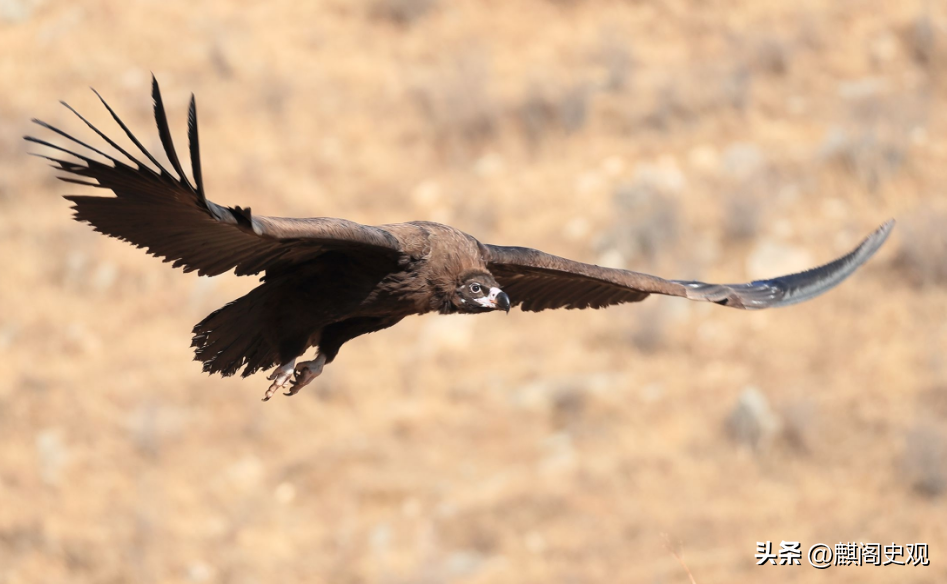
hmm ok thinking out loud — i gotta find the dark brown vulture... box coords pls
[27,78,894,401]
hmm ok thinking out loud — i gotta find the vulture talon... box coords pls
[283,354,327,397]
[262,360,296,401]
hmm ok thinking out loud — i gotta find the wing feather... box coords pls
[674,220,894,309]
[486,221,893,312]
[187,94,205,199]
[151,75,194,191]
[90,86,173,177]
[27,77,405,278]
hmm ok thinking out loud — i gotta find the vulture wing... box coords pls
[25,77,403,278]
[486,220,893,312]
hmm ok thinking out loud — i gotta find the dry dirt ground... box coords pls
[1,0,947,582]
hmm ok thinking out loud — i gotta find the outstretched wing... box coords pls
[25,76,403,278]
[486,221,893,312]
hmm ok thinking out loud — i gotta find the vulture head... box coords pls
[454,272,510,314]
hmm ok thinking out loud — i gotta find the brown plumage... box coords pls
[27,78,894,400]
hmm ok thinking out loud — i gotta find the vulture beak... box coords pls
[496,291,511,313]
[477,287,511,312]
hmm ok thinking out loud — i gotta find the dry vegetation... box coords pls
[1,0,946,583]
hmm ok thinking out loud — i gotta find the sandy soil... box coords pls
[1,0,946,582]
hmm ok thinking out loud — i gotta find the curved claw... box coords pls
[261,354,326,400]
[262,360,296,401]
[282,355,326,397]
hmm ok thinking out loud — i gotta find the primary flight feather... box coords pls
[27,78,894,400]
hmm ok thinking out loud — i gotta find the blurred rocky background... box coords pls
[0,0,945,582]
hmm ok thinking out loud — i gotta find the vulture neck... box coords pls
[387,222,491,316]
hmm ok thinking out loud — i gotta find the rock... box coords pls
[187,562,215,582]
[0,0,42,23]
[441,550,487,578]
[36,428,68,486]
[0,323,19,351]
[540,431,576,474]
[837,77,887,100]
[721,142,764,179]
[91,261,119,293]
[370,523,391,554]
[474,152,504,177]
[562,216,591,242]
[629,158,686,194]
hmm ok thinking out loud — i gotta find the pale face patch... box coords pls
[474,287,504,308]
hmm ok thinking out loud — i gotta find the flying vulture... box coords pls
[27,78,894,401]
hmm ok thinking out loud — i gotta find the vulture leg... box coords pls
[285,353,327,396]
[261,315,400,401]
[262,359,296,402]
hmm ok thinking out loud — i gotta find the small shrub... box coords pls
[903,13,939,66]
[891,209,947,286]
[903,424,947,497]
[604,170,682,265]
[413,55,498,156]
[595,32,635,92]
[818,126,908,192]
[750,38,792,76]
[722,186,764,243]
[725,387,781,451]
[369,0,437,26]
[515,83,590,148]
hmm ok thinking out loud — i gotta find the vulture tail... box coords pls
[191,286,279,378]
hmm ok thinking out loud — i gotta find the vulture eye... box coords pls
[469,283,482,294]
